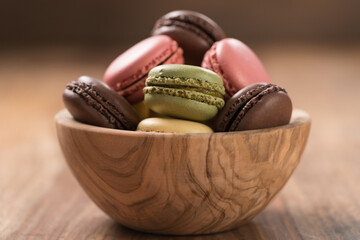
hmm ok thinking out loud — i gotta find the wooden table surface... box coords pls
[1,43,360,239]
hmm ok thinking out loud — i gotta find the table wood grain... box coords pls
[1,43,360,239]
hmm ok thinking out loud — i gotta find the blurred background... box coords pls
[1,0,360,46]
[1,1,360,239]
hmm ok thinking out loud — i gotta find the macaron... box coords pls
[104,35,184,104]
[63,76,140,130]
[151,10,225,66]
[202,38,270,100]
[144,64,225,121]
[214,83,292,132]
[132,101,150,120]
[137,117,213,133]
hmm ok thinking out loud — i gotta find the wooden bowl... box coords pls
[55,109,311,235]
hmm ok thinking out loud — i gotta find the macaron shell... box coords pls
[104,35,184,103]
[118,47,184,103]
[63,76,141,130]
[137,117,213,133]
[118,75,147,103]
[144,93,218,121]
[78,77,141,130]
[214,83,269,132]
[152,10,225,65]
[154,10,226,41]
[149,64,223,86]
[63,87,117,129]
[165,45,185,65]
[232,91,292,131]
[202,38,270,98]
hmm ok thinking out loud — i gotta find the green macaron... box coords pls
[144,64,225,121]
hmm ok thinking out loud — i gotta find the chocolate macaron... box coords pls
[63,76,140,130]
[151,10,226,65]
[214,83,292,132]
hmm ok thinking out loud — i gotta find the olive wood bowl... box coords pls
[55,109,311,235]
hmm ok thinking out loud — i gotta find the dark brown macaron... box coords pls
[151,10,226,66]
[214,83,292,132]
[63,76,140,130]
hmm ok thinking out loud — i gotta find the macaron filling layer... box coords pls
[144,76,225,109]
[146,76,225,96]
[66,81,128,129]
[144,86,224,109]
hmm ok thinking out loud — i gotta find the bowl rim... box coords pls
[55,108,311,137]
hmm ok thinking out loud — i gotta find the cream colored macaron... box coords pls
[132,101,149,120]
[136,117,213,133]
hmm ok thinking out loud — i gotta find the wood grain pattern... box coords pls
[55,109,310,235]
[1,44,360,239]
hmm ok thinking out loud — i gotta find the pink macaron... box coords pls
[202,38,270,100]
[104,35,184,104]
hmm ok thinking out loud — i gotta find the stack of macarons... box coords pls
[63,10,292,133]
